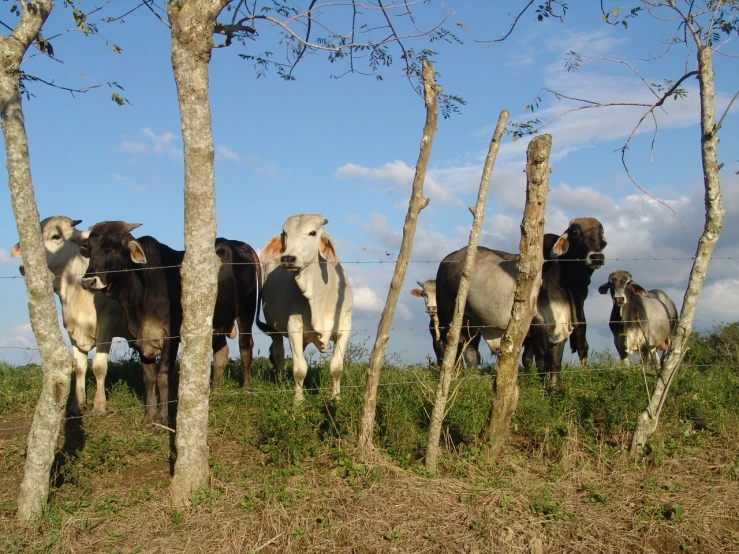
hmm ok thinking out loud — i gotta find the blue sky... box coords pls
[1,1,738,367]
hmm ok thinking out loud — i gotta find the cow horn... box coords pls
[417,281,424,288]
[323,218,329,225]
[126,223,143,232]
[71,219,83,227]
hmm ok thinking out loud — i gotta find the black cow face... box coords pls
[549,217,607,268]
[80,221,145,294]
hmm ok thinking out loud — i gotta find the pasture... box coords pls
[0,326,737,553]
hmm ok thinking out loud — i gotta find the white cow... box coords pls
[11,216,131,415]
[258,214,353,405]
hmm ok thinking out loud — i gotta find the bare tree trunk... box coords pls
[483,134,551,463]
[0,0,76,521]
[424,110,509,475]
[356,60,438,458]
[168,0,228,506]
[631,44,724,454]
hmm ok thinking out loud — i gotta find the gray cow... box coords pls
[598,270,678,365]
[258,214,353,405]
[436,218,607,385]
[410,279,481,368]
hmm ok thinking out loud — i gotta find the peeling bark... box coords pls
[1,0,76,522]
[356,60,438,458]
[631,43,725,454]
[168,0,229,506]
[424,110,509,475]
[483,134,551,463]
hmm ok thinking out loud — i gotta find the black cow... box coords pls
[436,218,607,385]
[80,221,259,428]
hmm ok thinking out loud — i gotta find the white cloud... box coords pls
[118,128,181,158]
[0,249,19,266]
[352,285,384,314]
[217,145,240,163]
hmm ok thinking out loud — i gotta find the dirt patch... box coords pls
[0,413,30,441]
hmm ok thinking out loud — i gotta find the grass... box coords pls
[0,325,737,552]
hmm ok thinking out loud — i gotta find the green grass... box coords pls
[1,325,737,474]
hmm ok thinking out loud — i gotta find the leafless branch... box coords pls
[288,0,318,77]
[21,73,127,99]
[715,88,739,132]
[473,0,535,45]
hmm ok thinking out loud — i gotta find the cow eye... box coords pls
[308,231,317,237]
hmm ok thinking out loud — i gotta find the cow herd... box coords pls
[10,214,678,427]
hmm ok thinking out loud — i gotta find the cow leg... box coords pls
[544,339,566,387]
[70,346,88,417]
[236,316,254,388]
[211,334,228,389]
[142,358,159,429]
[286,325,307,406]
[430,320,443,364]
[570,322,590,368]
[463,345,479,369]
[270,337,285,384]
[156,340,179,427]
[330,330,351,401]
[91,351,110,414]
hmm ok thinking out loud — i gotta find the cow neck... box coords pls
[57,248,95,335]
[293,258,344,339]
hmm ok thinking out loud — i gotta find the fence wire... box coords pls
[0,360,732,436]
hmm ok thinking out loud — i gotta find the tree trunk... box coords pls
[483,134,551,463]
[424,110,509,475]
[0,0,76,522]
[168,0,228,506]
[630,44,724,454]
[356,61,438,457]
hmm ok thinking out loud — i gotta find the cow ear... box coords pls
[128,240,147,265]
[215,244,232,263]
[550,232,569,258]
[10,243,21,258]
[319,234,338,264]
[79,245,90,258]
[410,288,423,297]
[260,235,284,264]
[598,283,611,295]
[631,283,649,296]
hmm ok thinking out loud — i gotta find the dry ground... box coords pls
[1,411,737,554]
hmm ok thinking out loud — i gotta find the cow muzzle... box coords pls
[280,254,300,272]
[613,296,625,306]
[426,307,437,315]
[80,276,107,292]
[586,252,605,268]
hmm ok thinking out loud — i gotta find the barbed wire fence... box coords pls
[0,255,736,437]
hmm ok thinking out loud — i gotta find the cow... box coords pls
[257,214,353,406]
[598,270,678,365]
[79,221,259,428]
[10,216,132,416]
[410,279,481,368]
[213,238,261,389]
[436,217,607,386]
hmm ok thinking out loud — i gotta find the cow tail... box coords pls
[250,245,276,336]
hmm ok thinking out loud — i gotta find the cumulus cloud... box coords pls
[217,145,240,163]
[0,248,19,266]
[353,285,384,314]
[118,128,182,158]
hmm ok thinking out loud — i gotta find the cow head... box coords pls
[79,221,144,294]
[410,279,438,315]
[10,216,86,278]
[261,213,337,273]
[598,270,648,306]
[549,217,607,269]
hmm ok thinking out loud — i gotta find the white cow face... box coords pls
[261,213,338,272]
[10,216,86,277]
[410,279,438,315]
